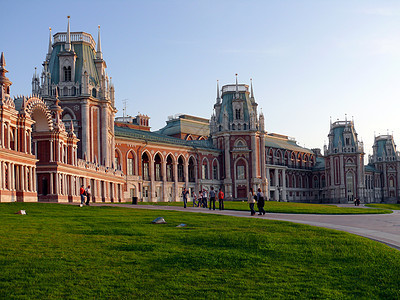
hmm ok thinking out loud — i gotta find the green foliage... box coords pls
[137,200,392,214]
[0,203,399,299]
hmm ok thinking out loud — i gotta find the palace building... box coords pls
[1,18,399,204]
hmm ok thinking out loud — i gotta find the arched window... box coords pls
[142,152,150,181]
[212,159,219,180]
[188,157,195,182]
[71,86,76,96]
[92,88,97,98]
[63,86,68,96]
[154,154,162,181]
[178,156,184,182]
[64,66,71,82]
[166,155,174,181]
[236,159,246,180]
[235,109,241,120]
[127,151,135,175]
[202,158,209,180]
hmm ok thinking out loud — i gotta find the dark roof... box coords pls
[365,164,379,173]
[115,125,220,151]
[312,156,325,171]
[265,135,314,154]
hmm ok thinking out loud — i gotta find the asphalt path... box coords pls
[80,203,400,251]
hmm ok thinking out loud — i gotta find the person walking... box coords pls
[257,188,266,215]
[209,187,216,210]
[218,188,224,210]
[79,185,86,206]
[85,185,91,206]
[248,188,256,216]
[202,189,208,208]
[182,188,189,208]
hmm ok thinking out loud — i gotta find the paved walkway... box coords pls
[87,203,400,250]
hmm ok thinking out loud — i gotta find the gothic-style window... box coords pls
[236,163,245,180]
[166,155,173,181]
[154,154,162,181]
[64,66,71,82]
[92,88,97,98]
[212,160,219,180]
[188,157,195,182]
[243,124,247,130]
[71,86,76,96]
[232,124,235,130]
[142,153,150,181]
[202,159,209,180]
[219,125,222,131]
[178,156,184,182]
[235,109,241,120]
[345,138,350,145]
[127,151,135,175]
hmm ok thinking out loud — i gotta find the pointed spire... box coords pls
[235,73,239,98]
[216,80,220,103]
[0,52,5,68]
[70,120,74,133]
[96,25,103,59]
[47,27,53,59]
[250,78,254,99]
[65,16,71,51]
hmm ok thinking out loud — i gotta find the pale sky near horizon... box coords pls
[2,0,400,159]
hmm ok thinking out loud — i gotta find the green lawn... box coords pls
[134,200,392,214]
[366,203,400,210]
[1,203,399,299]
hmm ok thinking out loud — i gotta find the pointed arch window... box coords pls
[64,66,71,82]
[235,109,241,120]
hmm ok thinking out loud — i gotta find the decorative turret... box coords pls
[32,67,40,94]
[370,134,399,163]
[0,52,13,104]
[212,76,259,134]
[327,117,362,155]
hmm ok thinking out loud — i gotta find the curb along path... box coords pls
[85,203,400,251]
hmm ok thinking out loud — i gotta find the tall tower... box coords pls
[325,117,365,202]
[210,75,267,199]
[36,17,116,167]
[370,134,400,200]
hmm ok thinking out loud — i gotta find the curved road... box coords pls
[90,203,400,250]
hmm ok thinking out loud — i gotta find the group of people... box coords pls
[248,188,266,216]
[182,187,225,210]
[79,185,91,206]
[354,197,361,206]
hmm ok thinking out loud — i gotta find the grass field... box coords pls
[366,203,400,210]
[1,203,399,299]
[135,200,393,214]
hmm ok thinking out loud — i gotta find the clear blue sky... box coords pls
[3,0,400,158]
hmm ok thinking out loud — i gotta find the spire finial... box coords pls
[235,73,239,98]
[0,52,5,68]
[66,16,71,51]
[250,78,254,99]
[96,25,103,59]
[47,27,53,58]
[70,120,74,133]
[216,80,220,102]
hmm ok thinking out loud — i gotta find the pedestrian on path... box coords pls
[248,188,256,216]
[85,185,91,206]
[182,188,189,208]
[202,189,208,208]
[209,187,216,210]
[218,188,224,210]
[257,188,266,215]
[79,185,86,206]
